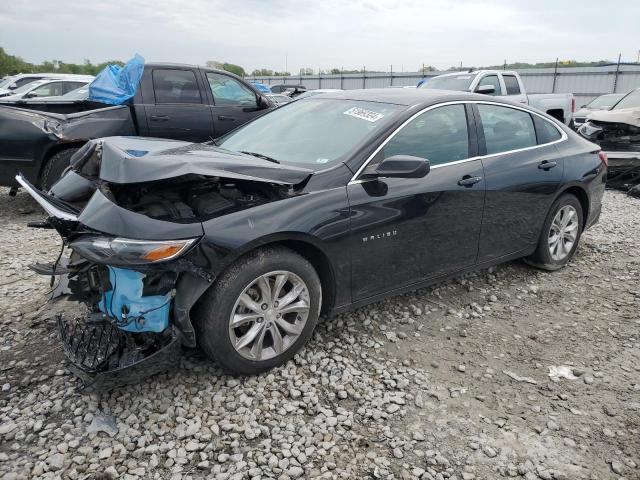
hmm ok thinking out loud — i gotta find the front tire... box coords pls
[193,246,322,375]
[40,148,79,190]
[525,193,583,271]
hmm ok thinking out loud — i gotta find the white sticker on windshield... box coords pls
[316,158,329,164]
[343,107,385,122]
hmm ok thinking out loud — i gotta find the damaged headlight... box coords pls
[578,121,603,138]
[70,235,197,265]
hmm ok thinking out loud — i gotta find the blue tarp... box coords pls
[252,82,272,93]
[88,54,145,105]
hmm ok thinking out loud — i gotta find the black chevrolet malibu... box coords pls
[18,89,606,387]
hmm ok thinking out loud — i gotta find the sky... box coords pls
[1,0,639,73]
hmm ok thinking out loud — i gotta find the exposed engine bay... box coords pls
[107,174,287,222]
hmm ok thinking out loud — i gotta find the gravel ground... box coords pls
[0,187,638,480]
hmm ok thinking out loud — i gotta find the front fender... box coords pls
[197,187,352,306]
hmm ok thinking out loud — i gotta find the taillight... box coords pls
[598,151,608,167]
[571,97,576,113]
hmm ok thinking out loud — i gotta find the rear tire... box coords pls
[525,194,583,271]
[40,148,78,190]
[193,246,322,375]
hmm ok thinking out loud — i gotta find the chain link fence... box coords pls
[248,64,640,106]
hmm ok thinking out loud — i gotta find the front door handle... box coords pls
[150,115,169,122]
[457,175,482,187]
[218,115,236,122]
[538,160,558,170]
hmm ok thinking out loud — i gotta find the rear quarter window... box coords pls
[533,116,562,144]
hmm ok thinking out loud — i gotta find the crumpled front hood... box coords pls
[587,108,640,127]
[78,136,313,186]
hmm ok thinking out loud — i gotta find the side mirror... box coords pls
[23,92,37,99]
[8,83,17,90]
[362,155,430,179]
[258,95,272,109]
[475,85,495,95]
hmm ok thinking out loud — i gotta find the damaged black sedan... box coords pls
[18,89,606,388]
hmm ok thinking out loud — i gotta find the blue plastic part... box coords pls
[98,267,171,333]
[252,82,272,93]
[88,54,145,105]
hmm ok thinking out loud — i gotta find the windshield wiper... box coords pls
[239,151,280,164]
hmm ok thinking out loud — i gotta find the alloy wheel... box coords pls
[548,205,579,261]
[228,270,310,361]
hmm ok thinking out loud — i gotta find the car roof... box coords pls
[308,88,510,107]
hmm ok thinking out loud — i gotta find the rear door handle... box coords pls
[218,115,236,121]
[457,175,482,187]
[538,160,558,170]
[150,115,169,122]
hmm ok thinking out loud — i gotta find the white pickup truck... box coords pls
[420,70,575,125]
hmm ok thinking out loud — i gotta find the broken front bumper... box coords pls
[58,314,182,391]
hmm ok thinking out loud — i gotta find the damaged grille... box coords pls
[58,315,124,372]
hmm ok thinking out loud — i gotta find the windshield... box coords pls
[420,74,474,91]
[586,94,625,110]
[613,89,640,110]
[0,77,15,89]
[219,99,402,167]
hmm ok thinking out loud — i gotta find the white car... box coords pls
[0,77,93,101]
[0,74,94,97]
[421,70,575,125]
[572,93,625,129]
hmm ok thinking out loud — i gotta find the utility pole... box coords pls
[613,53,622,93]
[390,64,393,87]
[551,57,559,93]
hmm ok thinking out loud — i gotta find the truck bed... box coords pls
[0,103,135,187]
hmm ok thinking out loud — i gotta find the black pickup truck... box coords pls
[0,63,274,189]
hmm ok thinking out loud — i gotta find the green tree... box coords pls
[251,68,274,76]
[222,62,245,77]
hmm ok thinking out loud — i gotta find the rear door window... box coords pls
[476,75,502,96]
[382,104,470,166]
[152,69,202,104]
[502,75,521,95]
[63,82,86,94]
[477,104,537,154]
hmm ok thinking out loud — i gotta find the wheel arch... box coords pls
[556,184,590,230]
[214,233,338,316]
